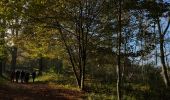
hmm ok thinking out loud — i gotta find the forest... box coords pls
[0,0,170,100]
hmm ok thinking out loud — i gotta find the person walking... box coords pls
[20,70,25,83]
[32,71,36,83]
[15,70,20,83]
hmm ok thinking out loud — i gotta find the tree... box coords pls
[116,0,122,99]
[23,0,110,90]
[0,0,26,71]
[143,0,170,88]
[0,20,6,76]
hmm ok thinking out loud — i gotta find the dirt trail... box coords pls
[0,82,85,100]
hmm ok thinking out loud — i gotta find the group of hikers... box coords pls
[10,70,36,83]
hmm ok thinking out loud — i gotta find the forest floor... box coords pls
[0,81,86,100]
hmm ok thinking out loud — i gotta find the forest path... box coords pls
[0,82,85,100]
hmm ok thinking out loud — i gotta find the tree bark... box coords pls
[157,18,170,88]
[58,26,81,88]
[159,34,170,88]
[0,20,6,76]
[11,18,19,72]
[11,47,17,71]
[0,59,3,76]
[117,0,122,100]
[38,56,43,76]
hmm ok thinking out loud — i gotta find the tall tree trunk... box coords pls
[0,59,3,76]
[0,19,6,76]
[159,34,170,88]
[80,32,87,91]
[157,18,170,88]
[164,44,169,67]
[58,26,81,88]
[79,1,88,90]
[11,18,19,72]
[11,47,17,71]
[154,22,158,66]
[117,0,122,99]
[38,56,43,75]
[79,2,84,90]
[82,58,86,90]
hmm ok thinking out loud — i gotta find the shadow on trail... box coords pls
[0,82,85,100]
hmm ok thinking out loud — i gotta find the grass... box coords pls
[35,72,80,90]
[36,72,59,82]
[2,70,168,100]
[86,93,116,100]
[35,72,119,99]
[34,72,147,100]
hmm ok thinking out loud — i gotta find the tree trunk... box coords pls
[160,34,170,88]
[0,59,3,76]
[157,18,170,88]
[164,44,169,67]
[117,0,122,100]
[11,18,19,72]
[79,2,84,90]
[0,20,6,76]
[11,47,17,71]
[38,56,43,76]
[58,26,81,88]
